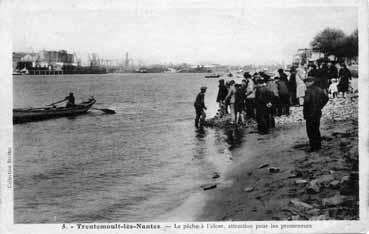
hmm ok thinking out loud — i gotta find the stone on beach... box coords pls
[289,199,314,210]
[258,163,269,169]
[295,179,308,185]
[201,183,217,191]
[329,180,340,189]
[305,174,335,194]
[309,215,328,221]
[315,174,335,187]
[340,175,350,184]
[243,187,254,192]
[268,167,280,173]
[306,208,321,216]
[290,215,301,220]
[306,180,320,194]
[322,194,345,207]
[212,172,220,179]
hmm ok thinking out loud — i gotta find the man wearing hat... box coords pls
[255,79,275,134]
[303,76,329,152]
[194,86,207,128]
[216,79,228,117]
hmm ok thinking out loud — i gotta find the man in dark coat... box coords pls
[303,77,329,151]
[288,67,298,106]
[194,86,207,128]
[278,68,288,83]
[307,64,318,78]
[277,76,290,115]
[255,80,275,134]
[216,79,228,116]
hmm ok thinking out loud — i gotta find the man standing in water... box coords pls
[303,77,329,152]
[194,86,207,128]
[225,80,236,124]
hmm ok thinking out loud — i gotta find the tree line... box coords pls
[310,28,358,61]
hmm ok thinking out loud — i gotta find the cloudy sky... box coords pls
[12,0,358,65]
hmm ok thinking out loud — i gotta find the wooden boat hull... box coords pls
[205,75,220,78]
[13,98,96,124]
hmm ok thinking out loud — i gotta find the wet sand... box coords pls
[199,97,358,221]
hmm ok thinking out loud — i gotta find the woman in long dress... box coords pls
[296,64,307,106]
[337,63,352,98]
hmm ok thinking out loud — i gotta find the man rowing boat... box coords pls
[48,92,75,107]
[65,93,75,107]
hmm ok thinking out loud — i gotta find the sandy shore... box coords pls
[198,96,358,221]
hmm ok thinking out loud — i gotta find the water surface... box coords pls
[13,73,237,223]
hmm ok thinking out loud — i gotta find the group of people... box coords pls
[215,68,296,133]
[194,60,353,152]
[306,61,352,96]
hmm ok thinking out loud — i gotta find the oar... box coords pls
[46,99,66,106]
[91,108,116,114]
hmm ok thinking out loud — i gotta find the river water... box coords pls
[13,73,241,223]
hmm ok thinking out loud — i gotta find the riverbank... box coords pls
[198,96,358,221]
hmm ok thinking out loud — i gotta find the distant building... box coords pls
[12,52,28,71]
[39,50,74,65]
[13,50,76,72]
[293,48,323,65]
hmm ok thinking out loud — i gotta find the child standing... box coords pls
[328,78,338,98]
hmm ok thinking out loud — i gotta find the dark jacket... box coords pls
[279,72,288,83]
[303,85,329,120]
[235,86,245,110]
[288,73,297,93]
[194,92,206,109]
[65,95,75,107]
[216,84,228,102]
[307,68,318,78]
[65,95,75,104]
[255,86,274,112]
[327,66,338,79]
[277,79,289,96]
[318,66,329,89]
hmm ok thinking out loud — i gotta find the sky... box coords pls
[11,0,358,65]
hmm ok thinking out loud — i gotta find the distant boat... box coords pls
[13,97,96,124]
[205,74,221,78]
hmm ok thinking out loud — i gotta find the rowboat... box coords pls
[13,97,96,124]
[205,74,221,78]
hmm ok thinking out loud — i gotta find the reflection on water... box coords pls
[193,127,207,160]
[224,126,245,150]
[195,127,206,138]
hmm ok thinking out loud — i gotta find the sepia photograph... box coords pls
[1,0,369,232]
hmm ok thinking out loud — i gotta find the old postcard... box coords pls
[1,0,369,233]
